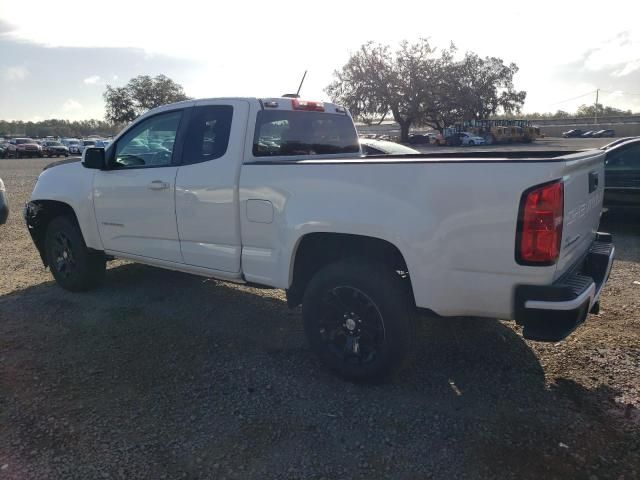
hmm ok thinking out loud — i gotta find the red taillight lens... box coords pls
[291,99,325,112]
[516,180,564,265]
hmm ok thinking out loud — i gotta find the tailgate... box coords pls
[555,150,606,279]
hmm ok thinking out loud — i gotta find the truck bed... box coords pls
[240,148,605,319]
[246,150,583,164]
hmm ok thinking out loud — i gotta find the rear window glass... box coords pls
[253,110,360,157]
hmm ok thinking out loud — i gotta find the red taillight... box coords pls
[291,99,325,112]
[516,180,564,265]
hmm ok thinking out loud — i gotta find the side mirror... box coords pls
[82,147,106,170]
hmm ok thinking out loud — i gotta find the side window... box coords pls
[113,110,182,169]
[606,145,640,171]
[182,105,233,165]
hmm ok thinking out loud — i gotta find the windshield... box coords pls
[15,139,32,144]
[48,142,62,146]
[253,110,360,157]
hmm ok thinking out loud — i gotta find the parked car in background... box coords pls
[592,129,615,138]
[42,141,70,157]
[562,129,585,138]
[407,133,430,145]
[1,142,17,158]
[603,137,640,209]
[459,132,486,146]
[426,132,438,143]
[79,140,97,154]
[0,178,8,224]
[601,137,638,150]
[95,139,111,149]
[581,131,596,138]
[360,139,419,155]
[61,138,82,154]
[10,138,43,158]
[434,131,487,146]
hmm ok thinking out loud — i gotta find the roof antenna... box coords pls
[282,70,307,98]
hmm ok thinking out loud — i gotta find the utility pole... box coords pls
[594,88,599,125]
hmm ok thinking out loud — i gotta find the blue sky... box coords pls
[1,0,639,121]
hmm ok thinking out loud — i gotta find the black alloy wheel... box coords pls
[317,285,386,366]
[303,259,415,381]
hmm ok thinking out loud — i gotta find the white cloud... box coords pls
[3,65,29,81]
[62,99,82,111]
[604,90,624,99]
[83,75,101,84]
[612,59,640,77]
[1,0,639,115]
[583,31,640,73]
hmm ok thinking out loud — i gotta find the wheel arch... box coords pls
[286,232,414,308]
[25,200,89,266]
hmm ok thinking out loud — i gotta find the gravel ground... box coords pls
[0,149,639,479]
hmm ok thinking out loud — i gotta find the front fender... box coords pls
[30,161,103,251]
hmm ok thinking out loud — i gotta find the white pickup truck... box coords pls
[25,97,614,380]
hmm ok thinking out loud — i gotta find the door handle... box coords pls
[148,180,170,190]
[588,171,598,193]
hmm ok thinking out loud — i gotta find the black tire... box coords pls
[468,140,475,146]
[44,216,106,292]
[302,259,415,381]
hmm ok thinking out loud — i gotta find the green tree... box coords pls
[0,119,120,138]
[103,74,189,124]
[326,40,526,139]
[326,39,445,141]
[576,103,633,118]
[453,53,526,120]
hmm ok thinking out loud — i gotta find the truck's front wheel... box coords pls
[302,259,415,381]
[45,216,106,292]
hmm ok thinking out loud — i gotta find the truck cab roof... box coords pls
[142,97,347,117]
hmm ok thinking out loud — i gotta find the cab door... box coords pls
[93,109,187,263]
[175,100,249,272]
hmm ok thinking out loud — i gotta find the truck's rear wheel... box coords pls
[45,216,106,292]
[302,259,415,381]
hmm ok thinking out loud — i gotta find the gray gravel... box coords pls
[0,148,638,479]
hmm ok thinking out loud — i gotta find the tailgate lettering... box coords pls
[566,191,603,226]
